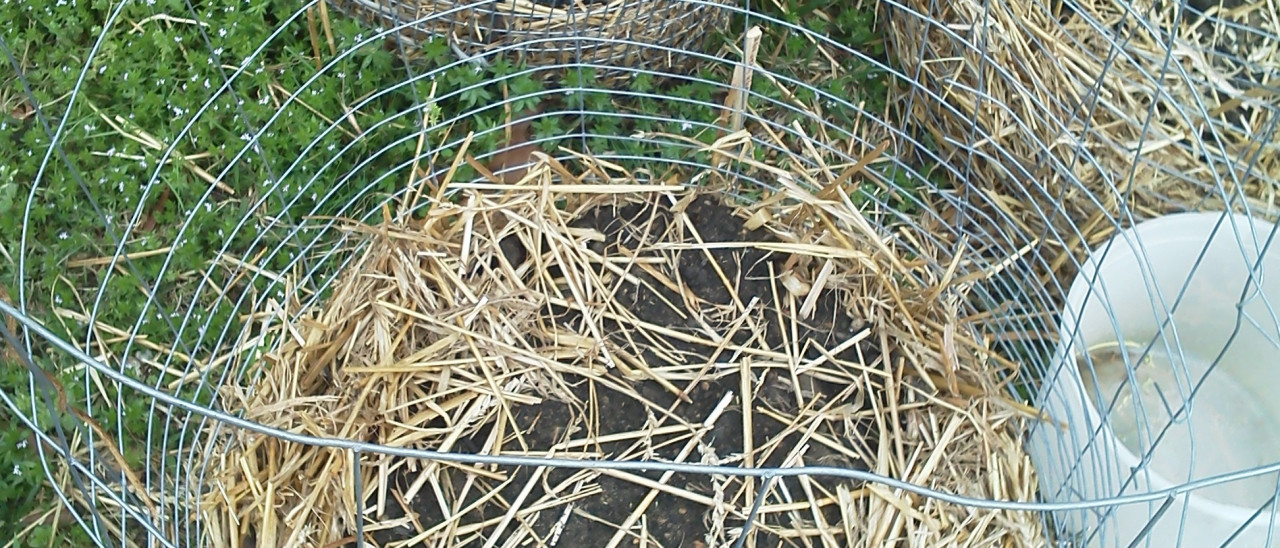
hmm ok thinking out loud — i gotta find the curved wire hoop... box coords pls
[1,0,1279,546]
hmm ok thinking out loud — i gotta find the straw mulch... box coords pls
[884,0,1280,291]
[325,0,729,82]
[198,128,1046,547]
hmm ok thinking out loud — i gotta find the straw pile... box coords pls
[883,0,1280,290]
[197,123,1046,546]
[325,0,729,82]
[197,127,1049,542]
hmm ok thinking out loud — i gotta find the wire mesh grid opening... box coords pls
[0,0,1278,546]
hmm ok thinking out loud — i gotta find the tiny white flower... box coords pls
[58,231,69,240]
[12,465,19,476]
[16,439,27,450]
[681,122,692,131]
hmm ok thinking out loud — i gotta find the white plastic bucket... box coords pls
[1027,212,1280,547]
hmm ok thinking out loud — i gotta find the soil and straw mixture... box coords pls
[200,137,1045,547]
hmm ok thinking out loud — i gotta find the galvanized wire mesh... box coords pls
[327,0,731,81]
[1,0,1279,546]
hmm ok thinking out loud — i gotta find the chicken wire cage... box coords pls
[1,0,1279,545]
[326,0,731,82]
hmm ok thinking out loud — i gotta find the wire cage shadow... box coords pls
[1,0,1279,546]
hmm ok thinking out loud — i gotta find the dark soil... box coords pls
[372,193,883,547]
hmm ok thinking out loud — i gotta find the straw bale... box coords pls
[196,118,1047,546]
[884,0,1280,291]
